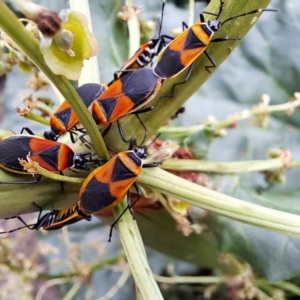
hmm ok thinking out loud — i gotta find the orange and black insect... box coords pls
[32,204,91,230]
[0,135,97,184]
[89,67,168,144]
[2,202,91,233]
[153,0,276,89]
[114,0,173,80]
[2,138,159,240]
[43,83,106,142]
[78,137,159,241]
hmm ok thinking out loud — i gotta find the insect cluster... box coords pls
[0,0,276,240]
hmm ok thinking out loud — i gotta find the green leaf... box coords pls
[136,210,219,268]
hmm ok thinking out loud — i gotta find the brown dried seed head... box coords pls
[37,11,62,37]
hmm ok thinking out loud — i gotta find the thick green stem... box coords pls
[114,200,163,300]
[137,168,300,237]
[107,1,162,298]
[0,170,80,218]
[161,158,300,173]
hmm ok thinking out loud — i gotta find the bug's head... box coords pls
[208,19,222,32]
[73,152,95,170]
[134,146,147,159]
[133,133,161,160]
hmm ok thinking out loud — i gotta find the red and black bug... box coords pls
[1,137,159,241]
[89,67,167,144]
[78,137,159,240]
[153,0,276,91]
[43,83,107,142]
[1,202,91,233]
[114,0,173,80]
[0,134,97,184]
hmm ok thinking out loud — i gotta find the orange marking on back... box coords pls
[54,100,70,114]
[192,23,212,45]
[89,100,109,125]
[108,95,135,121]
[57,143,73,171]
[50,100,79,133]
[79,167,98,196]
[109,178,137,199]
[78,157,117,197]
[94,157,116,183]
[168,29,189,53]
[31,155,57,172]
[50,116,66,135]
[180,47,205,67]
[178,24,213,67]
[157,24,212,71]
[29,138,59,153]
[66,110,79,130]
[118,151,142,177]
[90,79,126,125]
[97,80,123,99]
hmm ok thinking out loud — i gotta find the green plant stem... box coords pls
[112,2,162,295]
[154,275,224,284]
[114,199,163,300]
[161,158,300,173]
[34,100,54,116]
[35,167,84,184]
[159,95,300,137]
[36,278,71,300]
[255,278,274,295]
[0,170,80,218]
[64,281,82,300]
[273,281,300,296]
[23,112,50,126]
[0,130,13,138]
[0,2,108,159]
[137,168,300,237]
